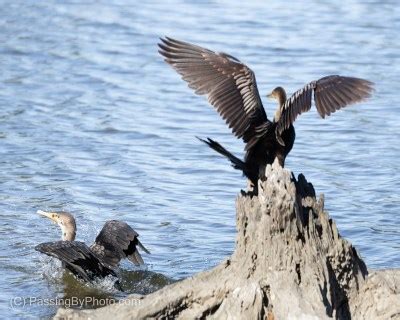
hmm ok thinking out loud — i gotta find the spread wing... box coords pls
[158,37,269,145]
[275,75,374,135]
[90,220,150,269]
[35,241,116,281]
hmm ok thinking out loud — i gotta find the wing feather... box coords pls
[90,220,149,269]
[276,75,374,134]
[159,37,269,143]
[35,241,116,281]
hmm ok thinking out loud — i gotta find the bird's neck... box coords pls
[278,91,287,107]
[274,91,287,121]
[61,225,76,241]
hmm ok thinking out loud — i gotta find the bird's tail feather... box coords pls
[137,239,150,254]
[197,137,246,172]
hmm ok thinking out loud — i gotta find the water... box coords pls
[1,0,399,318]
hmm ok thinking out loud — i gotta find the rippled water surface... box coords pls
[1,0,399,318]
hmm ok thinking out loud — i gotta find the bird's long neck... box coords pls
[274,89,287,121]
[60,225,76,241]
[278,90,287,107]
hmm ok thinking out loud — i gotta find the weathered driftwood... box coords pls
[55,162,399,319]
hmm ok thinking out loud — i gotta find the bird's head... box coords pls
[38,210,76,241]
[267,86,287,106]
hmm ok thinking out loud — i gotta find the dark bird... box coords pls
[158,37,374,192]
[35,210,150,286]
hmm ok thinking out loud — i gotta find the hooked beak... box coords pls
[267,92,273,99]
[37,210,58,224]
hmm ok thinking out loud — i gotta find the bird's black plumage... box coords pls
[36,211,150,286]
[35,241,116,282]
[158,37,374,192]
[90,220,150,269]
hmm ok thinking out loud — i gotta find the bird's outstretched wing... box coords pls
[275,75,374,136]
[90,220,150,269]
[35,241,116,281]
[158,37,269,146]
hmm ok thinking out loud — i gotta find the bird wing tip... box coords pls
[195,136,207,143]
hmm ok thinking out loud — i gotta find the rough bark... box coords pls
[55,162,400,319]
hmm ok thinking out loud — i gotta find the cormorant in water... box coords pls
[35,210,150,285]
[158,37,374,192]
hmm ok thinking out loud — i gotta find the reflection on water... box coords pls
[118,269,175,295]
[61,269,174,309]
[1,0,399,318]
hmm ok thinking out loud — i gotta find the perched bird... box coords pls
[35,210,150,286]
[158,37,374,192]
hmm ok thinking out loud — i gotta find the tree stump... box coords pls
[55,162,399,320]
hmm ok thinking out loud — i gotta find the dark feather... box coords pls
[197,136,246,171]
[90,220,150,269]
[158,37,269,145]
[35,241,116,281]
[276,75,374,135]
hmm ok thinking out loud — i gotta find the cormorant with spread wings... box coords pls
[158,37,374,192]
[35,210,150,286]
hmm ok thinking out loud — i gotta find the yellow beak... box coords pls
[37,210,58,223]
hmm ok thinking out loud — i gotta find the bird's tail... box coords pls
[126,239,150,266]
[197,137,246,172]
[137,239,150,254]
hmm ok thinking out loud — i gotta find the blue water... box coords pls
[1,0,399,318]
